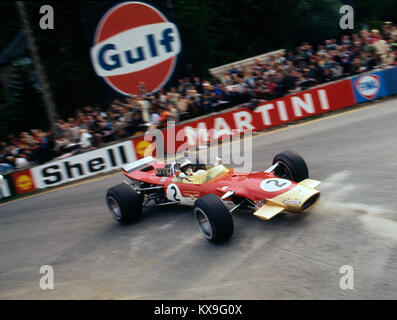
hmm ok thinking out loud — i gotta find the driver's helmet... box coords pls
[180,159,193,174]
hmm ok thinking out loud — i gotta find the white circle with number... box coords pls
[166,183,184,202]
[260,178,292,192]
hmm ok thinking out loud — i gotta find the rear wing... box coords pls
[122,156,156,173]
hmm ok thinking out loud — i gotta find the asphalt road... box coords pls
[1,97,397,299]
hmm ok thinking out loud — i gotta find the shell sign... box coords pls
[90,1,181,95]
[12,169,36,194]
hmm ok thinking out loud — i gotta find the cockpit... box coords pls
[170,160,230,184]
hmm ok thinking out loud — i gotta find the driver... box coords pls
[174,159,206,183]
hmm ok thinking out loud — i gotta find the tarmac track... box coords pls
[1,97,397,299]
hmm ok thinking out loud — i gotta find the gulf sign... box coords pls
[91,2,181,95]
[352,72,388,103]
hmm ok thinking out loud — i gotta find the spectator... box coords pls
[14,150,30,169]
[373,34,388,55]
[192,76,203,93]
[79,128,93,149]
[149,109,161,128]
[283,69,298,92]
[381,48,395,65]
[65,118,80,143]
[351,56,363,73]
[129,111,146,135]
[330,61,343,79]
[166,104,179,123]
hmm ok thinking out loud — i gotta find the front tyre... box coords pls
[106,183,143,224]
[272,150,309,182]
[193,194,233,243]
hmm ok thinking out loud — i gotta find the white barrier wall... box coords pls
[0,177,12,199]
[31,140,136,189]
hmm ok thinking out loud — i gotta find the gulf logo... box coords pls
[355,75,380,99]
[91,2,181,95]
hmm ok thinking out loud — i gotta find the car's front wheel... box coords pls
[106,183,143,224]
[272,150,309,182]
[193,194,233,243]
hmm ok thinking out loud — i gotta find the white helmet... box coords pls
[180,159,192,172]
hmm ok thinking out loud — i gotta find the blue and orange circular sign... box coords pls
[90,1,181,95]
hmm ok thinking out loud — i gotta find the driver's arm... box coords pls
[174,172,192,183]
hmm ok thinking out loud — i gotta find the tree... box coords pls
[0,58,48,138]
[174,0,341,75]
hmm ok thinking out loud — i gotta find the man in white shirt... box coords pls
[79,128,93,149]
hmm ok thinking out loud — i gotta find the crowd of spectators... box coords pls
[1,23,397,173]
[223,22,397,107]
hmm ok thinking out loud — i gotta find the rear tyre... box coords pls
[106,183,143,224]
[193,194,233,243]
[272,150,309,182]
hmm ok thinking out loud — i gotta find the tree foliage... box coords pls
[0,59,48,138]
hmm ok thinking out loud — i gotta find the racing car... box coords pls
[105,150,321,243]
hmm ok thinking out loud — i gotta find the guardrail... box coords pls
[2,66,397,201]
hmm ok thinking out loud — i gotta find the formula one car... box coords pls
[105,150,321,243]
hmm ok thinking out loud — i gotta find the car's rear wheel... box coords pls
[193,194,233,243]
[272,150,309,182]
[106,183,143,224]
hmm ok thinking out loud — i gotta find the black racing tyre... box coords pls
[106,183,143,224]
[272,150,309,182]
[193,194,233,243]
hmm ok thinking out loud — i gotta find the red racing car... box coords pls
[105,150,321,243]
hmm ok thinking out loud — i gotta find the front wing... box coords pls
[253,178,321,220]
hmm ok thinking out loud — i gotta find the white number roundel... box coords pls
[166,183,183,202]
[260,178,291,192]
